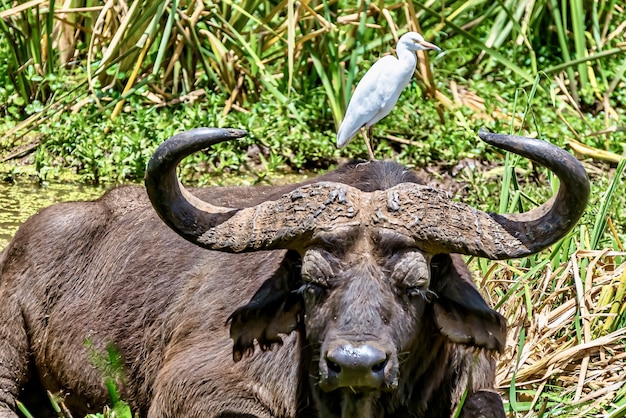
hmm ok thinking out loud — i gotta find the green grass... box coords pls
[479,81,626,417]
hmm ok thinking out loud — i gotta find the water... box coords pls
[0,172,313,251]
[0,182,106,250]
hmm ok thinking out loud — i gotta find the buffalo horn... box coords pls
[145,128,589,259]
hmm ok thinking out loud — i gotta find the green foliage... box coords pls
[1,0,624,177]
[14,340,134,418]
[0,0,55,104]
[3,0,622,132]
[85,340,134,418]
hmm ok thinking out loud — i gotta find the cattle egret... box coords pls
[337,32,440,160]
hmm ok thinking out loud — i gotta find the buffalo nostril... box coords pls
[327,359,342,374]
[324,344,389,389]
[371,357,387,373]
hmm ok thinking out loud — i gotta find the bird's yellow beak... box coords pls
[416,40,441,51]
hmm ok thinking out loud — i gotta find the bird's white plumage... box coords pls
[337,32,440,153]
[337,56,414,147]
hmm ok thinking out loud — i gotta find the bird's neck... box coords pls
[396,45,418,71]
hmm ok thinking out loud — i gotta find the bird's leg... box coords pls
[361,126,376,161]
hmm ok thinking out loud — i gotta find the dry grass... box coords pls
[481,249,626,416]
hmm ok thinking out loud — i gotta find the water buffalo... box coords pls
[0,128,589,418]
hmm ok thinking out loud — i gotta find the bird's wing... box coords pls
[337,56,398,148]
[366,60,414,127]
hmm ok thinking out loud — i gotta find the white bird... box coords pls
[337,32,440,160]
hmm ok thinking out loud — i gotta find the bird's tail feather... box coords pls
[336,123,357,148]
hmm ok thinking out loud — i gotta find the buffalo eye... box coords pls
[301,273,329,293]
[405,286,424,297]
[302,282,326,296]
[391,249,432,297]
[301,248,334,287]
[404,286,437,302]
[298,281,329,305]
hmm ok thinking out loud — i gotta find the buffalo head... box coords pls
[145,128,589,417]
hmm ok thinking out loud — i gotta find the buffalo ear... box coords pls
[430,254,507,353]
[228,251,303,362]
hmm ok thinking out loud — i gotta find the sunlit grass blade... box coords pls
[590,157,626,250]
[544,46,626,76]
[570,0,588,89]
[287,0,294,94]
[310,53,342,129]
[152,0,176,76]
[44,0,55,75]
[548,0,578,100]
[508,325,526,413]
[15,401,36,418]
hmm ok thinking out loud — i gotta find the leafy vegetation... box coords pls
[1,0,624,179]
[1,0,625,417]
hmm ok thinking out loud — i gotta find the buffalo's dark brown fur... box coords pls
[0,161,506,418]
